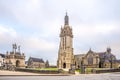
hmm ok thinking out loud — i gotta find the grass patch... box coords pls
[86,68,92,73]
[76,68,96,73]
[75,69,80,72]
[75,68,92,73]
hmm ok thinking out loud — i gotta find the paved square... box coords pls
[0,73,120,80]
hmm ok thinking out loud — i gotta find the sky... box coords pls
[0,0,120,65]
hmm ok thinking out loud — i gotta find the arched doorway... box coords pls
[16,60,20,67]
[99,61,104,68]
[63,63,66,68]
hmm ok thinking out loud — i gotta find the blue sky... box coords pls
[0,0,120,65]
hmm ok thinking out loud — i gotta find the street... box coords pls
[0,73,120,80]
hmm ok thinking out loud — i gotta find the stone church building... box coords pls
[57,13,120,70]
[5,44,25,67]
[74,48,118,69]
[27,57,47,68]
[57,12,74,69]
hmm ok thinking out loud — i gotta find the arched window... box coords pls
[88,55,93,65]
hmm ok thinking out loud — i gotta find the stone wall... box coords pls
[15,68,59,74]
[95,68,120,73]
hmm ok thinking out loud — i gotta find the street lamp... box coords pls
[96,56,99,67]
[103,55,106,68]
[80,57,85,74]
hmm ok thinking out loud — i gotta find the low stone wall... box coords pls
[15,68,59,74]
[95,68,120,73]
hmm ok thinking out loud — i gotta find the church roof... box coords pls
[75,54,85,56]
[29,57,44,63]
[74,54,85,58]
[87,48,94,53]
[97,52,106,58]
[114,60,120,63]
[97,52,115,59]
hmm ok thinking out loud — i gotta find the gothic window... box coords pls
[65,37,66,49]
[88,55,93,65]
[63,38,64,49]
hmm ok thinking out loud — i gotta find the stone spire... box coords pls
[64,12,69,25]
[107,47,111,53]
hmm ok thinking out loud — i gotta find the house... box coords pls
[0,53,5,67]
[27,57,45,68]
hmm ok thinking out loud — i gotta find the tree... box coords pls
[45,60,49,68]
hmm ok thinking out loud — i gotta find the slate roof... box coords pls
[97,52,106,58]
[114,60,120,63]
[74,54,85,58]
[75,54,85,57]
[0,53,5,58]
[29,57,44,63]
[98,52,115,59]
[87,49,94,53]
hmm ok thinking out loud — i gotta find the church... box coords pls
[74,48,118,69]
[57,13,120,70]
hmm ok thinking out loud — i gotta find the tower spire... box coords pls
[58,13,74,69]
[64,12,69,25]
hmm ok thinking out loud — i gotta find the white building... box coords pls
[0,53,5,67]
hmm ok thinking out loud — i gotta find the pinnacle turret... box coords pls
[64,12,69,25]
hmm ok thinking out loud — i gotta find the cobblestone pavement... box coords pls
[0,73,120,80]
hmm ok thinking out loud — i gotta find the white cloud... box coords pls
[22,37,56,52]
[0,25,17,52]
[0,25,17,37]
[74,22,119,38]
[0,24,56,58]
[7,0,43,27]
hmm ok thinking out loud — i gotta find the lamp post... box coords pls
[100,55,105,68]
[102,55,106,68]
[96,56,99,68]
[80,60,83,74]
[80,57,85,74]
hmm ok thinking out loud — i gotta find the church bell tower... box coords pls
[57,12,74,69]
